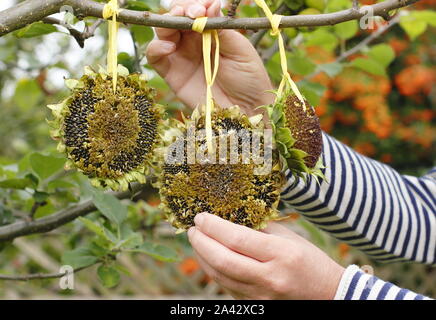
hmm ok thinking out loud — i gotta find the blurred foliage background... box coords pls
[0,0,434,299]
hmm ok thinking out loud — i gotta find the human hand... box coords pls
[187,212,345,300]
[145,0,274,115]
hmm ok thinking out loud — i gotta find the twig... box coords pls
[130,30,141,73]
[0,182,144,242]
[41,16,102,48]
[0,264,95,281]
[227,0,242,18]
[0,0,419,37]
[302,14,401,82]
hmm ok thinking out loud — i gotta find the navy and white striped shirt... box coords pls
[281,133,435,300]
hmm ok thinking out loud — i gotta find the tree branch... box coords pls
[0,0,419,37]
[0,263,96,281]
[0,183,144,242]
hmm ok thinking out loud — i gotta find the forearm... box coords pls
[281,132,436,265]
[335,265,433,300]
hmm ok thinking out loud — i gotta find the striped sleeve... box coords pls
[334,265,432,300]
[281,133,436,265]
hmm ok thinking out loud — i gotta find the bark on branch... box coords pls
[0,0,419,37]
[0,183,144,242]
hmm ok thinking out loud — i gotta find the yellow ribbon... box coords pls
[103,0,120,92]
[192,17,220,152]
[253,0,305,107]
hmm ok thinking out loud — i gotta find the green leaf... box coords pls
[125,0,150,11]
[0,204,14,226]
[298,80,326,106]
[412,10,436,27]
[79,217,117,243]
[351,57,386,76]
[92,190,127,226]
[0,178,32,189]
[131,25,154,45]
[29,153,66,180]
[97,265,120,288]
[400,14,427,40]
[367,44,395,67]
[304,28,338,51]
[47,180,75,191]
[318,62,343,77]
[287,54,316,76]
[33,191,49,203]
[326,0,351,12]
[62,247,99,269]
[13,79,42,110]
[117,52,135,73]
[24,173,39,188]
[34,202,56,218]
[118,232,143,249]
[129,242,179,262]
[266,53,283,83]
[333,20,358,40]
[15,22,58,38]
[284,0,305,11]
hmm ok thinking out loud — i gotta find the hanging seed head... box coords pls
[266,85,324,180]
[48,66,166,190]
[157,105,284,232]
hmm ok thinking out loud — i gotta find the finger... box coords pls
[188,226,265,283]
[261,222,298,240]
[155,6,184,41]
[193,212,277,261]
[172,0,206,18]
[206,0,222,17]
[194,251,252,295]
[145,40,176,76]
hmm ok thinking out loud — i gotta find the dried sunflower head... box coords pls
[156,105,284,233]
[266,85,324,180]
[48,66,166,190]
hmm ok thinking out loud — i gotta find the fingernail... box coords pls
[194,213,205,226]
[187,227,196,238]
[187,4,205,18]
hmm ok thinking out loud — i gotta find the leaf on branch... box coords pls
[97,265,120,288]
[78,217,117,243]
[92,190,128,226]
[318,62,343,78]
[367,44,395,67]
[0,178,33,189]
[298,80,326,106]
[62,246,99,269]
[400,13,428,40]
[29,153,66,181]
[304,28,339,51]
[333,20,358,40]
[351,57,386,76]
[130,25,154,45]
[14,22,58,38]
[287,54,316,76]
[128,242,179,262]
[13,79,42,110]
